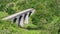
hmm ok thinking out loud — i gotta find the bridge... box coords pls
[2,8,35,27]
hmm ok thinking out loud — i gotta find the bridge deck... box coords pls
[2,8,34,20]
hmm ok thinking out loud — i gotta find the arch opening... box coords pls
[58,29,60,34]
[24,14,27,20]
[29,12,32,16]
[13,18,17,23]
[18,16,22,26]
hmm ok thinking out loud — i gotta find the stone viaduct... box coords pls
[2,8,35,27]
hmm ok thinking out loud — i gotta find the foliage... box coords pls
[0,0,60,34]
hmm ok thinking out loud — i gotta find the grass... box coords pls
[0,20,49,34]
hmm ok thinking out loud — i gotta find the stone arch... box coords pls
[18,15,22,26]
[13,18,17,23]
[24,13,27,20]
[58,29,60,34]
[29,12,32,16]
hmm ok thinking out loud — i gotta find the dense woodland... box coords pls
[0,0,60,34]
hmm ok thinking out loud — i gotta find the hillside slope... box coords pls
[0,0,60,34]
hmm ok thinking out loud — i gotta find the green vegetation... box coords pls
[0,0,60,34]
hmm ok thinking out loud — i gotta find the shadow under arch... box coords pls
[13,18,17,23]
[18,15,22,26]
[58,29,60,34]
